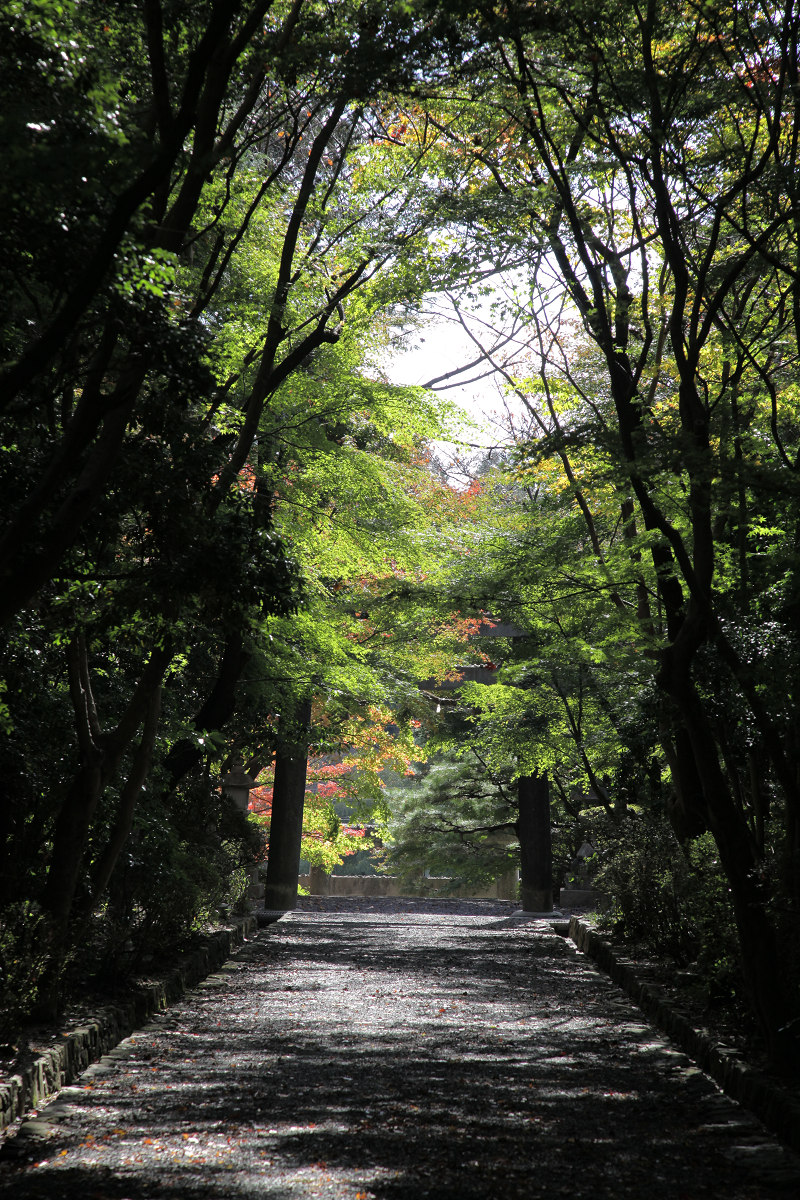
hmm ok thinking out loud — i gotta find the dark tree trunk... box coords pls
[663,723,711,840]
[662,650,800,1069]
[262,696,312,911]
[34,640,171,1018]
[163,633,251,789]
[516,773,553,913]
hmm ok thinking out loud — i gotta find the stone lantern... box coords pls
[222,757,256,813]
[221,757,264,907]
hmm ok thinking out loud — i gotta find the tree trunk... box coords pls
[34,640,171,1018]
[262,696,312,911]
[664,659,800,1069]
[516,773,553,913]
[163,632,251,789]
[662,723,711,840]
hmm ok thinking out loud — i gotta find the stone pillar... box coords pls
[495,866,519,901]
[308,864,330,895]
[516,773,553,912]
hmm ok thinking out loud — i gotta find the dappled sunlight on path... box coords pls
[2,909,798,1199]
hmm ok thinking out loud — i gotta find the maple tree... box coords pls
[249,706,420,874]
[396,0,800,1063]
[3,0,799,1069]
[238,353,488,901]
[0,0,476,1016]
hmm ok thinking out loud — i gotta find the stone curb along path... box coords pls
[3,903,800,1200]
[560,916,800,1155]
[3,904,799,1168]
[0,917,255,1137]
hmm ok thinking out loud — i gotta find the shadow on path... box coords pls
[1,912,798,1199]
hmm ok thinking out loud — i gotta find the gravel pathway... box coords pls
[2,900,799,1199]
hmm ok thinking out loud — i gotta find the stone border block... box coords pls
[562,916,800,1154]
[0,917,255,1136]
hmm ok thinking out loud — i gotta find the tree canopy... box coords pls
[2,0,800,1066]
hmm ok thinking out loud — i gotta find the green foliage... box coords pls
[402,0,800,1058]
[385,753,519,890]
[591,814,743,1007]
[3,0,800,1066]
[96,781,263,973]
[0,0,473,1023]
[331,846,380,877]
[299,799,370,873]
[0,903,49,1036]
[592,812,699,963]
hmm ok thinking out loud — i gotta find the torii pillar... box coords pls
[516,773,553,912]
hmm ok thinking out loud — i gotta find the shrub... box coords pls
[591,810,742,1008]
[0,902,49,1035]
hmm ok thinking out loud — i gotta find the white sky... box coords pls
[384,316,511,476]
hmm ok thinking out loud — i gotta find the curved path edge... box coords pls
[0,917,256,1136]
[561,916,800,1154]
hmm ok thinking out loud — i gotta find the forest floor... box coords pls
[1,897,800,1198]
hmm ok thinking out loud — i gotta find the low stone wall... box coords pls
[558,887,607,909]
[301,873,404,898]
[0,917,256,1135]
[299,872,517,900]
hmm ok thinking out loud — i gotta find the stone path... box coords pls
[2,907,799,1199]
